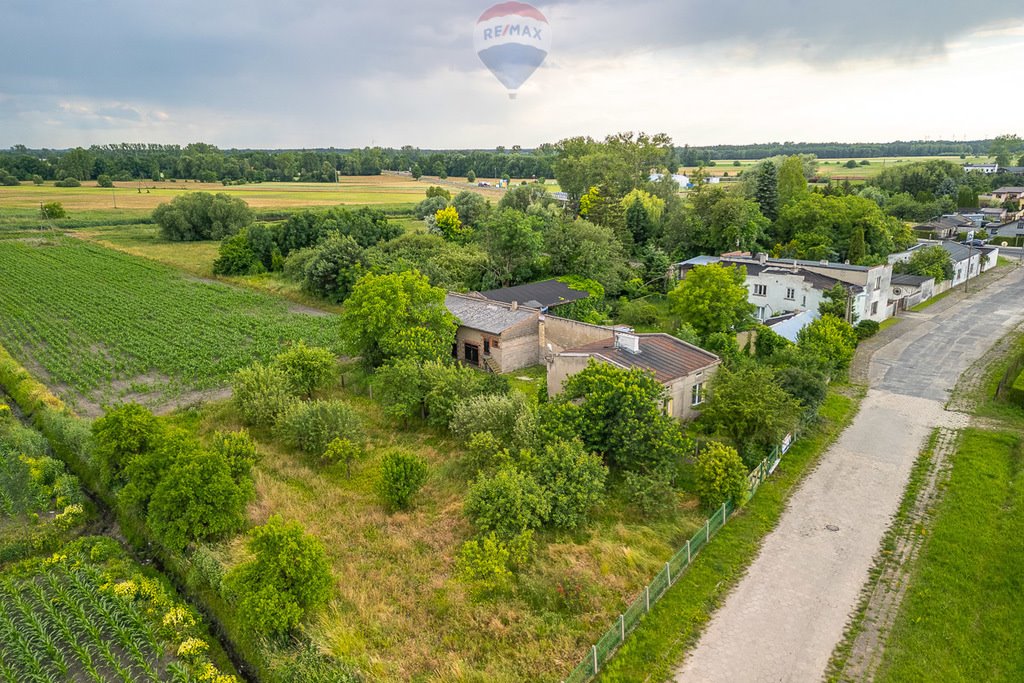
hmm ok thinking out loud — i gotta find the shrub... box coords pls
[456,530,533,594]
[277,399,363,455]
[91,403,163,488]
[622,470,676,517]
[147,449,249,550]
[210,430,260,482]
[153,191,253,241]
[449,392,531,444]
[533,439,607,530]
[222,515,332,638]
[301,233,365,303]
[694,441,748,510]
[377,449,428,510]
[797,314,858,372]
[0,172,19,186]
[40,202,67,219]
[273,341,335,398]
[213,232,262,276]
[31,174,44,185]
[322,437,363,477]
[282,247,318,281]
[96,174,114,188]
[232,363,293,427]
[464,466,549,538]
[775,365,828,413]
[54,177,81,187]
[617,298,659,326]
[855,319,880,340]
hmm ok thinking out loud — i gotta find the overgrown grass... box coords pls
[595,387,863,682]
[874,428,1024,682]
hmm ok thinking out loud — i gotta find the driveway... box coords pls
[673,266,1024,683]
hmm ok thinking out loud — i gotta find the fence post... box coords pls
[705,518,710,543]
[593,645,598,673]
[666,561,672,585]
[620,613,625,640]
[720,501,727,528]
[645,585,650,611]
[686,538,691,563]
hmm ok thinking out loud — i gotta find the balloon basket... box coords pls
[508,92,517,100]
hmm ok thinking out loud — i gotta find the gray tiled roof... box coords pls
[891,274,932,287]
[563,333,719,383]
[445,293,538,335]
[478,279,590,309]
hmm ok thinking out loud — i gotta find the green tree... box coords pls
[273,341,335,398]
[549,361,688,475]
[452,190,491,228]
[377,449,429,510]
[411,163,423,180]
[91,403,163,488]
[544,218,628,294]
[625,196,655,246]
[847,227,866,264]
[668,263,755,339]
[301,233,365,303]
[897,244,954,282]
[213,231,262,275]
[477,209,544,286]
[322,437,363,478]
[699,365,802,466]
[425,186,452,200]
[222,515,332,638]
[339,270,457,368]
[96,174,114,188]
[152,192,253,241]
[797,314,858,372]
[467,170,477,183]
[465,465,550,538]
[147,448,248,550]
[211,430,261,483]
[40,202,67,219]
[754,160,779,220]
[989,133,1023,167]
[694,441,748,509]
[533,439,607,529]
[777,155,809,207]
[371,357,430,424]
[708,196,769,253]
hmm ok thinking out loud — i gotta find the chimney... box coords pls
[615,331,641,355]
[510,300,518,311]
[820,259,829,265]
[757,252,768,265]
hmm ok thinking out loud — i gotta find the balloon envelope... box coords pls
[474,2,550,95]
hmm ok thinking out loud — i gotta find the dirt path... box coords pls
[672,265,1024,683]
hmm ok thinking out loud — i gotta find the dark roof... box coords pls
[478,279,590,310]
[993,186,1024,193]
[445,293,538,335]
[938,241,973,263]
[764,310,801,325]
[563,333,719,383]
[891,274,932,287]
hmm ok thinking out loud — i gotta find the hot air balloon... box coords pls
[474,2,551,99]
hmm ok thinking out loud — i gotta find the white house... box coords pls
[965,163,1000,174]
[648,172,691,188]
[888,241,998,292]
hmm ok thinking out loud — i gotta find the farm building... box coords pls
[546,330,720,422]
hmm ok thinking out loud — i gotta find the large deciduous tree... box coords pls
[153,192,253,241]
[339,270,457,368]
[668,263,755,340]
[476,208,544,287]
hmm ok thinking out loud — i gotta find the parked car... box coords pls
[962,238,986,247]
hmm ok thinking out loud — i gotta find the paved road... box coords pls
[674,266,1024,683]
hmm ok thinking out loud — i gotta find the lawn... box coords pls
[874,428,1024,682]
[0,236,344,414]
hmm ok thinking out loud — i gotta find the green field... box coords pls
[875,428,1024,682]
[0,236,343,414]
[681,155,993,182]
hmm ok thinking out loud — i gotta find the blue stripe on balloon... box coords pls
[477,43,547,91]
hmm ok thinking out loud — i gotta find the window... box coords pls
[756,306,767,320]
[871,301,878,316]
[483,338,490,355]
[753,284,767,297]
[785,287,795,300]
[691,382,705,406]
[875,276,881,289]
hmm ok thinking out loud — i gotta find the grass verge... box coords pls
[874,428,1024,682]
[595,386,864,682]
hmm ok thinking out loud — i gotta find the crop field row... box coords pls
[0,562,174,683]
[0,236,343,414]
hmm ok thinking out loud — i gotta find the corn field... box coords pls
[0,236,343,407]
[0,561,196,683]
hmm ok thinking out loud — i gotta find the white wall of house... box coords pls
[745,271,826,321]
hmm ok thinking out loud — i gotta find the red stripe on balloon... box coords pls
[477,1,547,23]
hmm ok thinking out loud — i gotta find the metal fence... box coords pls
[563,442,786,683]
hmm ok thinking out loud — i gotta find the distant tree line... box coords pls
[2,136,1019,185]
[0,142,557,184]
[673,139,995,166]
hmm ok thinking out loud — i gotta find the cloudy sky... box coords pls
[2,1,1023,149]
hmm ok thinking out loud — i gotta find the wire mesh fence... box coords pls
[562,440,788,683]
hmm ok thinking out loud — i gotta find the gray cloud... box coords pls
[1,1,1022,147]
